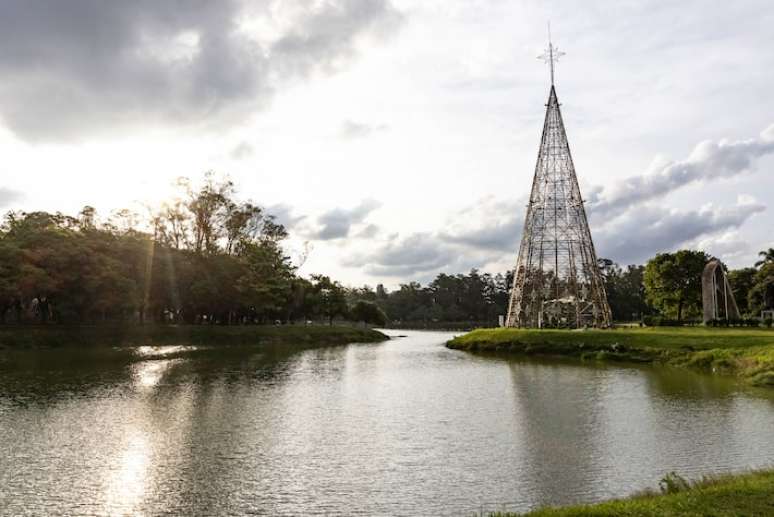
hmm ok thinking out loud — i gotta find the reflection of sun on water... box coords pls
[132,359,182,388]
[135,345,195,359]
[103,431,150,515]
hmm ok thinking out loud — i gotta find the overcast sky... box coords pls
[1,0,772,288]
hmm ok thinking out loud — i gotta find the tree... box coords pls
[749,262,774,315]
[755,248,774,268]
[599,258,651,321]
[310,275,348,325]
[0,173,303,325]
[728,268,757,316]
[349,301,387,327]
[643,250,710,321]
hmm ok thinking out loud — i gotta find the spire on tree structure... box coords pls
[505,34,611,328]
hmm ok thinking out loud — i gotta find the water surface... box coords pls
[2,330,774,515]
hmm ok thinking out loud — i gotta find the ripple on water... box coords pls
[1,330,774,515]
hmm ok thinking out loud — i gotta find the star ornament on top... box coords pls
[537,24,565,86]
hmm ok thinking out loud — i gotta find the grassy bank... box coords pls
[492,469,774,516]
[447,327,774,386]
[0,324,388,349]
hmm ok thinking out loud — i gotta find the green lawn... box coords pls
[493,470,774,516]
[447,327,774,386]
[0,324,388,349]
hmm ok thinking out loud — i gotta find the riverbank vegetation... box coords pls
[0,173,385,328]
[0,324,387,349]
[447,327,774,386]
[347,249,773,329]
[1,172,771,330]
[492,469,774,516]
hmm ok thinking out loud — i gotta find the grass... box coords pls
[491,469,774,516]
[447,327,774,387]
[0,324,388,349]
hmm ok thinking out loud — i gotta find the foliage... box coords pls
[748,262,774,315]
[754,247,774,268]
[349,300,387,326]
[643,250,710,321]
[598,259,652,321]
[346,270,511,327]
[659,472,690,494]
[727,267,757,315]
[0,174,340,325]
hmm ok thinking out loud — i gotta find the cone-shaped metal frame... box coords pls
[505,86,612,328]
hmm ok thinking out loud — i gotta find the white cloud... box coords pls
[338,120,389,139]
[587,124,774,218]
[0,0,403,141]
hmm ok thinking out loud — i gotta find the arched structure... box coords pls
[701,258,740,323]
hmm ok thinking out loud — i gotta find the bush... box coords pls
[642,315,699,327]
[659,472,691,494]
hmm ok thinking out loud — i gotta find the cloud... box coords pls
[0,187,23,208]
[305,199,381,240]
[439,196,524,252]
[340,190,766,280]
[343,198,524,279]
[0,0,403,141]
[338,119,389,139]
[587,123,774,217]
[230,141,254,160]
[267,203,306,230]
[344,232,488,279]
[355,223,380,239]
[594,197,766,264]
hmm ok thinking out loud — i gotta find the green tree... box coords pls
[749,262,774,315]
[310,275,348,325]
[643,250,710,321]
[755,248,774,268]
[599,258,651,321]
[728,267,757,316]
[349,300,387,327]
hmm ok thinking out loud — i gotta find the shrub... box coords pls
[659,472,691,494]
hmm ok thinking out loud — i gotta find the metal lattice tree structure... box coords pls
[505,35,611,328]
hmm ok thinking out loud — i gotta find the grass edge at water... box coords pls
[0,324,389,349]
[489,468,774,516]
[447,327,774,387]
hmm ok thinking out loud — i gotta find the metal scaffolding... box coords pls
[505,36,612,328]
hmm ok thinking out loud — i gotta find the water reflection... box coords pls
[508,362,610,507]
[1,333,774,515]
[103,430,149,514]
[132,358,183,388]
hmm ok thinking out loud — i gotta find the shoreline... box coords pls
[447,327,774,387]
[0,324,389,350]
[491,468,774,516]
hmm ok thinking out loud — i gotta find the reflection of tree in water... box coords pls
[0,347,135,406]
[643,365,741,402]
[507,360,610,508]
[634,364,774,481]
[134,343,348,514]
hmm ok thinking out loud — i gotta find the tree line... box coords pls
[346,249,774,327]
[0,174,386,326]
[1,172,771,328]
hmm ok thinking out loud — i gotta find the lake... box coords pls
[2,329,774,515]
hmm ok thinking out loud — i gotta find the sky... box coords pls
[0,0,772,289]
